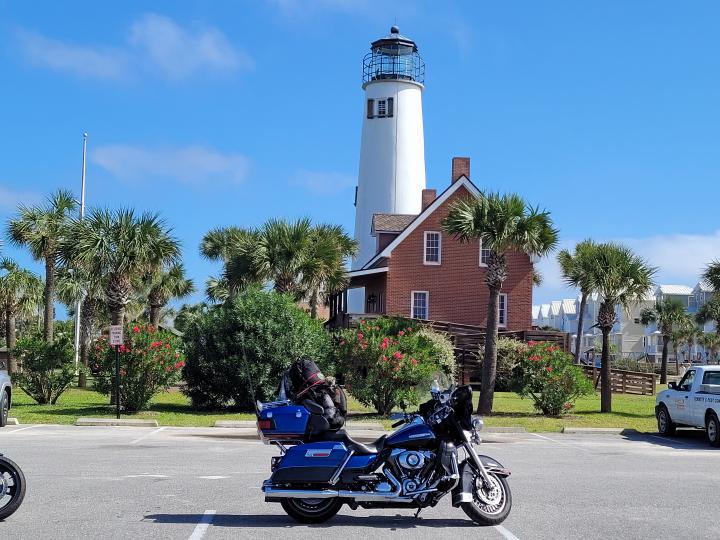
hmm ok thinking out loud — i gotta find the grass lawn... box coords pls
[10,387,661,432]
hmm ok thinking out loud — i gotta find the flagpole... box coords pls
[73,132,88,370]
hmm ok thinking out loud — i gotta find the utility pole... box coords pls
[73,133,88,370]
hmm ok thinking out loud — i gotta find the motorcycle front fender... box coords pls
[451,457,511,507]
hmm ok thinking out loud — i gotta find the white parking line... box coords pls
[188,510,216,540]
[129,426,167,445]
[529,432,592,453]
[495,524,521,540]
[3,425,43,434]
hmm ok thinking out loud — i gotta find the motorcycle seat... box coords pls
[311,429,385,455]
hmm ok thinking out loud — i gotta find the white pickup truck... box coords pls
[656,365,720,446]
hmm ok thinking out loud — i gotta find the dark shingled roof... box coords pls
[372,213,417,233]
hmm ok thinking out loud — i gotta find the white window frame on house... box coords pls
[479,240,491,267]
[411,291,429,320]
[498,293,508,327]
[423,231,441,265]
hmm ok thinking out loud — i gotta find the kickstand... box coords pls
[414,508,422,519]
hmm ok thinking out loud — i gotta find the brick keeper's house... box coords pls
[329,157,535,332]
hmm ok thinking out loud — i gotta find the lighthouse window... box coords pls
[424,231,441,264]
[377,99,387,117]
[367,98,394,119]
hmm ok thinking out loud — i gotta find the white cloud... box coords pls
[129,14,253,80]
[16,30,128,80]
[0,184,42,211]
[534,231,720,304]
[16,14,251,81]
[290,169,355,195]
[91,144,250,186]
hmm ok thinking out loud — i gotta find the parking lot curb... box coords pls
[75,418,159,427]
[6,417,19,426]
[214,420,256,428]
[484,426,527,433]
[561,427,624,434]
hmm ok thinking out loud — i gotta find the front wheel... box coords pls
[461,472,512,526]
[280,497,343,524]
[0,456,26,520]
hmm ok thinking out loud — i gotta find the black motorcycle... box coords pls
[259,384,512,525]
[0,454,26,520]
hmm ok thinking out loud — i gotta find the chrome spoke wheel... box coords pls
[472,474,506,516]
[0,472,15,510]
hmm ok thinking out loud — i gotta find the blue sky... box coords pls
[2,0,720,311]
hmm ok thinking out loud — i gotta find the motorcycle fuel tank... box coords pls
[385,422,436,449]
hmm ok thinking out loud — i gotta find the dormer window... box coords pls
[366,97,394,119]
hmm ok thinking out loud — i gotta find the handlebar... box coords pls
[391,420,405,428]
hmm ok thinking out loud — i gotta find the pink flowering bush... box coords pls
[91,323,185,412]
[335,317,454,415]
[514,341,593,416]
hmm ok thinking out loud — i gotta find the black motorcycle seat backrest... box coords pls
[302,399,324,415]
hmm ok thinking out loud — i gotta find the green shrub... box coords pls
[91,323,184,412]
[479,338,529,391]
[335,317,454,415]
[182,288,332,410]
[14,331,78,404]
[513,341,593,416]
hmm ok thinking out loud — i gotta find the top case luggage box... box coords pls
[257,402,309,442]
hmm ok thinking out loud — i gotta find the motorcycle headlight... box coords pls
[472,416,484,432]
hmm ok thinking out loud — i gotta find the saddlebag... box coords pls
[271,442,350,484]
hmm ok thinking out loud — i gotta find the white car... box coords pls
[0,359,11,427]
[656,365,720,446]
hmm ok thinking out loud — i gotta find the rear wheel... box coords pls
[0,456,26,520]
[461,472,512,526]
[280,497,343,524]
[657,404,676,436]
[706,412,720,447]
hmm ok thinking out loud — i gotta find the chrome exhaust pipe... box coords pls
[263,471,413,503]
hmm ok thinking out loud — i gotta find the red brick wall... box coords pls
[385,186,533,330]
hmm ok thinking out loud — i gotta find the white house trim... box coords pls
[361,176,480,269]
[347,267,388,278]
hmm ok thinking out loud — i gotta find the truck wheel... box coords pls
[706,412,720,447]
[657,404,676,436]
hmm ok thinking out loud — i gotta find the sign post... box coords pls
[109,325,123,420]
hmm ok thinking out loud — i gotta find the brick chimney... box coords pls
[421,189,436,211]
[451,157,470,183]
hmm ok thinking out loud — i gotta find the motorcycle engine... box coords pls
[393,450,434,495]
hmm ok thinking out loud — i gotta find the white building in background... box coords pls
[349,26,427,313]
[535,280,720,362]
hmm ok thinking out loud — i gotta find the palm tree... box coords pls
[60,209,180,327]
[696,297,720,335]
[253,218,314,296]
[146,263,195,326]
[201,226,262,298]
[7,189,76,342]
[443,192,558,414]
[558,240,599,363]
[56,266,105,387]
[300,224,357,318]
[0,259,43,373]
[702,261,720,293]
[174,303,209,334]
[584,243,656,412]
[640,299,687,384]
[699,332,720,364]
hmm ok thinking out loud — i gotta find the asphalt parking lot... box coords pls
[1,424,719,540]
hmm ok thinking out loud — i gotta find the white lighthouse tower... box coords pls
[349,26,427,311]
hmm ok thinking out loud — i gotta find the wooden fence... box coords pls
[581,366,657,395]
